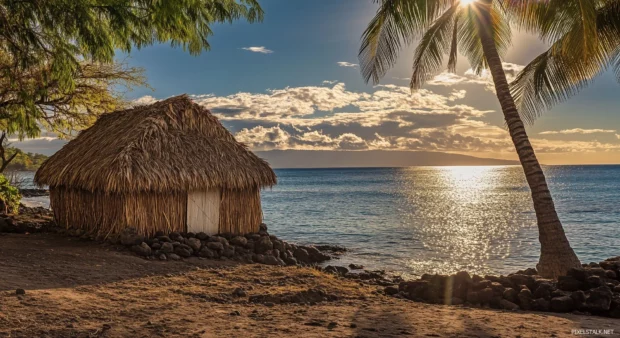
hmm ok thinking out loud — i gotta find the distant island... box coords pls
[255,150,518,168]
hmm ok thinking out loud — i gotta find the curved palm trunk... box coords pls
[476,0,580,278]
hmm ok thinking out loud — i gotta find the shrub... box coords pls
[0,174,21,214]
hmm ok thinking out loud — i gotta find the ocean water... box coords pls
[261,166,620,277]
[18,165,620,277]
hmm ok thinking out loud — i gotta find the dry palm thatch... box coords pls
[35,95,277,237]
[36,94,276,193]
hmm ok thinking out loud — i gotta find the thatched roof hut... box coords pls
[35,95,277,237]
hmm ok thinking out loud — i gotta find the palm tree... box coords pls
[358,0,602,278]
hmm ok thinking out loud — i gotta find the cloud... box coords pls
[539,128,617,135]
[133,95,158,106]
[337,61,358,68]
[130,81,620,157]
[428,62,525,92]
[241,46,273,54]
[322,80,338,85]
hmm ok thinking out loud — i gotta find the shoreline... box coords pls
[2,209,620,321]
[1,232,619,337]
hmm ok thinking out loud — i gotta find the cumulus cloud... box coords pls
[126,80,620,156]
[241,46,273,54]
[539,128,617,135]
[133,95,158,106]
[337,61,358,68]
[428,62,525,92]
[322,80,338,85]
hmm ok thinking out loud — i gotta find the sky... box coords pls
[12,0,620,165]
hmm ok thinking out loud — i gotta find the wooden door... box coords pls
[187,189,220,234]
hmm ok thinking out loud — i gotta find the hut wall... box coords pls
[50,187,186,237]
[187,189,220,235]
[219,188,262,235]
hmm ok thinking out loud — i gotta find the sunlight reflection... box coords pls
[395,166,532,277]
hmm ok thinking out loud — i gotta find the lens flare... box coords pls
[459,0,477,6]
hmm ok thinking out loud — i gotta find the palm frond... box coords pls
[410,4,459,89]
[359,0,455,84]
[456,1,511,75]
[504,0,603,57]
[510,0,620,123]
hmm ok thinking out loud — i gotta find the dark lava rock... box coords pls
[206,242,224,251]
[158,236,171,243]
[151,243,161,250]
[586,276,604,289]
[585,286,613,312]
[120,227,144,246]
[567,267,590,282]
[160,242,174,254]
[255,236,273,254]
[196,232,209,240]
[259,223,268,232]
[252,254,266,264]
[550,296,574,312]
[222,247,235,258]
[187,238,202,252]
[503,288,519,303]
[158,253,167,261]
[167,253,182,261]
[293,248,311,264]
[132,242,152,257]
[230,236,248,247]
[533,298,550,311]
[518,289,534,310]
[557,275,583,291]
[500,299,519,310]
[169,232,183,242]
[509,274,536,291]
[384,286,399,296]
[263,255,283,266]
[349,264,364,270]
[174,245,192,258]
[233,288,247,297]
[199,247,217,258]
[533,282,554,300]
[466,290,480,304]
[15,288,25,295]
[284,257,298,266]
[478,288,494,304]
[272,240,285,252]
[305,246,330,262]
[571,290,586,305]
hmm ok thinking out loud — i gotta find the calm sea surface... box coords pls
[20,165,620,277]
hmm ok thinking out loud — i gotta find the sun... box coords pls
[459,0,477,6]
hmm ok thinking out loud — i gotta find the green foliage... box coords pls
[0,0,263,138]
[0,174,21,214]
[4,148,48,171]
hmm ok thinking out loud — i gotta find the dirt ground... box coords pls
[1,233,619,338]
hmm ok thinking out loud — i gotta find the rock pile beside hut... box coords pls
[114,223,341,266]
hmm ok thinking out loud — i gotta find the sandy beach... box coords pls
[1,233,618,338]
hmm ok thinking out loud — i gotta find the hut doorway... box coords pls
[187,189,220,234]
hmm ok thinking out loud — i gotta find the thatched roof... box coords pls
[35,95,277,193]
